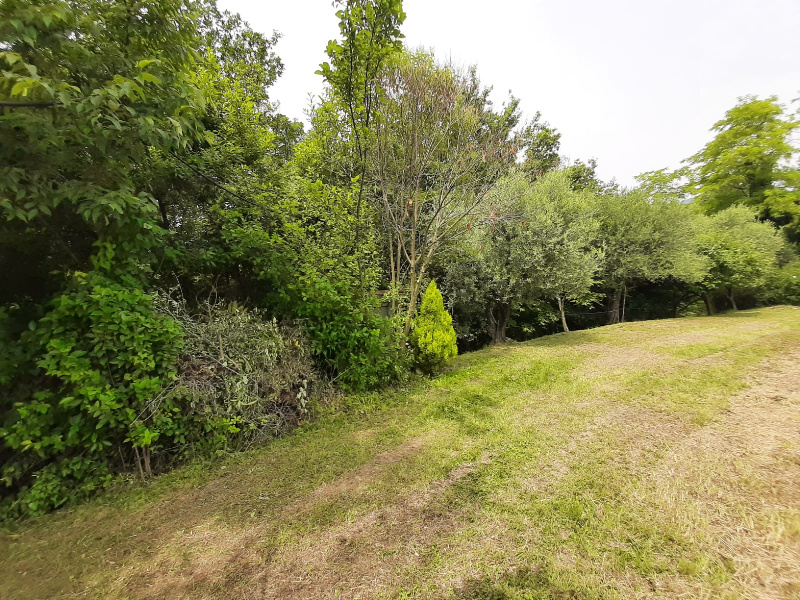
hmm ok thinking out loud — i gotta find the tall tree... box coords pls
[445,171,601,342]
[525,172,603,332]
[597,188,705,323]
[142,3,299,302]
[688,96,798,215]
[317,0,406,272]
[519,112,561,180]
[696,206,786,311]
[0,0,206,305]
[371,51,519,333]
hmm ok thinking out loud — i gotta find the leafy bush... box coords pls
[0,277,320,519]
[289,269,408,391]
[411,281,458,374]
[761,260,800,306]
[1,273,183,518]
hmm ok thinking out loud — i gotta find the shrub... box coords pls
[159,296,318,452]
[289,269,409,391]
[0,279,319,519]
[761,260,800,306]
[1,273,183,518]
[411,281,458,374]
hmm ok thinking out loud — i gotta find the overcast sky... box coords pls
[219,0,799,187]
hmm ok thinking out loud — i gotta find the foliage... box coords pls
[411,282,457,374]
[764,165,800,244]
[158,296,318,450]
[371,50,520,332]
[445,171,602,341]
[762,260,800,305]
[0,278,320,519]
[696,206,786,310]
[288,268,408,391]
[1,273,183,518]
[596,187,706,322]
[519,112,562,180]
[0,0,206,294]
[687,96,798,216]
[318,0,406,168]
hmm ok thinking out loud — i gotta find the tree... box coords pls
[519,112,561,180]
[411,281,457,373]
[697,206,786,311]
[445,171,601,341]
[688,96,798,215]
[142,4,299,303]
[596,188,705,323]
[371,50,520,334]
[317,0,406,273]
[0,0,206,303]
[525,172,603,332]
[763,164,800,245]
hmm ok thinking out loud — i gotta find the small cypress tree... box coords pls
[411,281,458,374]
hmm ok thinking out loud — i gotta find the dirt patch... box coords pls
[310,434,433,500]
[121,451,491,600]
[575,346,668,380]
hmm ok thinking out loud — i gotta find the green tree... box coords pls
[519,112,561,180]
[445,171,601,341]
[0,0,206,288]
[371,50,520,334]
[697,206,786,311]
[763,165,800,245]
[597,188,705,323]
[525,172,603,332]
[143,4,299,303]
[411,281,457,373]
[317,0,406,273]
[688,96,798,215]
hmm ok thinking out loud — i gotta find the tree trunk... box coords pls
[404,275,419,337]
[133,445,146,481]
[727,288,738,310]
[702,292,714,316]
[557,295,569,332]
[607,289,622,324]
[157,197,170,231]
[488,303,510,344]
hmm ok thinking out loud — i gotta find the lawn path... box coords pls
[2,307,799,599]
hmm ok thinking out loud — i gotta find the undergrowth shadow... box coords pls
[451,565,614,599]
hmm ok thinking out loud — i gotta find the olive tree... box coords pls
[445,170,602,342]
[596,188,706,323]
[697,205,786,311]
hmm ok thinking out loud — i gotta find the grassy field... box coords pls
[2,307,800,599]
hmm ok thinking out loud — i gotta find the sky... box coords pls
[218,0,800,187]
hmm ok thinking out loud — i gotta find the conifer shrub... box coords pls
[411,281,458,374]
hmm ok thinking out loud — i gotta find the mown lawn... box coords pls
[2,307,800,599]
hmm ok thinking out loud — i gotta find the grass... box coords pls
[2,306,800,599]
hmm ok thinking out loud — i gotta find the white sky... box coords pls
[219,0,800,187]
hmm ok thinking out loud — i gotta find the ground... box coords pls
[2,307,800,599]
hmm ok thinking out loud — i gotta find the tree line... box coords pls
[0,0,798,518]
